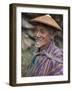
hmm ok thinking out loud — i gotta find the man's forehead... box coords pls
[34,23,47,29]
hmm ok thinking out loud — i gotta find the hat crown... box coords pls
[31,15,62,31]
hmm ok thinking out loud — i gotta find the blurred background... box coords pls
[21,13,63,77]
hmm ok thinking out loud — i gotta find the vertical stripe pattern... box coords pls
[26,41,63,76]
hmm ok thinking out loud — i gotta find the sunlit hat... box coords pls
[30,15,62,31]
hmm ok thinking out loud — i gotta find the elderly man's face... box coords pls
[32,24,52,48]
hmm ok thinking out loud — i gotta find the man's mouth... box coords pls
[35,40,42,44]
[35,37,44,41]
[35,39,43,46]
[34,37,45,47]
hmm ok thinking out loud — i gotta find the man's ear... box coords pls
[50,31,57,40]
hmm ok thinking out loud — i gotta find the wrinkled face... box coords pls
[32,24,52,48]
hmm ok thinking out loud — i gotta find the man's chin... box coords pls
[35,43,43,48]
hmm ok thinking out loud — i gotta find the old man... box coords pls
[26,15,63,76]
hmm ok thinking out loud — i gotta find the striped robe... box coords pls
[27,41,63,76]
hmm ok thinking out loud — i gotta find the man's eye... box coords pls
[40,29,45,33]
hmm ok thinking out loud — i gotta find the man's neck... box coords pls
[38,41,52,52]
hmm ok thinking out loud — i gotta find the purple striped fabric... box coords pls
[27,41,63,76]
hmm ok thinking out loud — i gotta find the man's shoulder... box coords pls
[52,44,63,56]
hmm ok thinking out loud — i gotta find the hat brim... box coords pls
[30,15,62,31]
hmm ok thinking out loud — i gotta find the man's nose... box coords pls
[36,31,41,37]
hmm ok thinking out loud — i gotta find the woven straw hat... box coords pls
[31,15,62,31]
